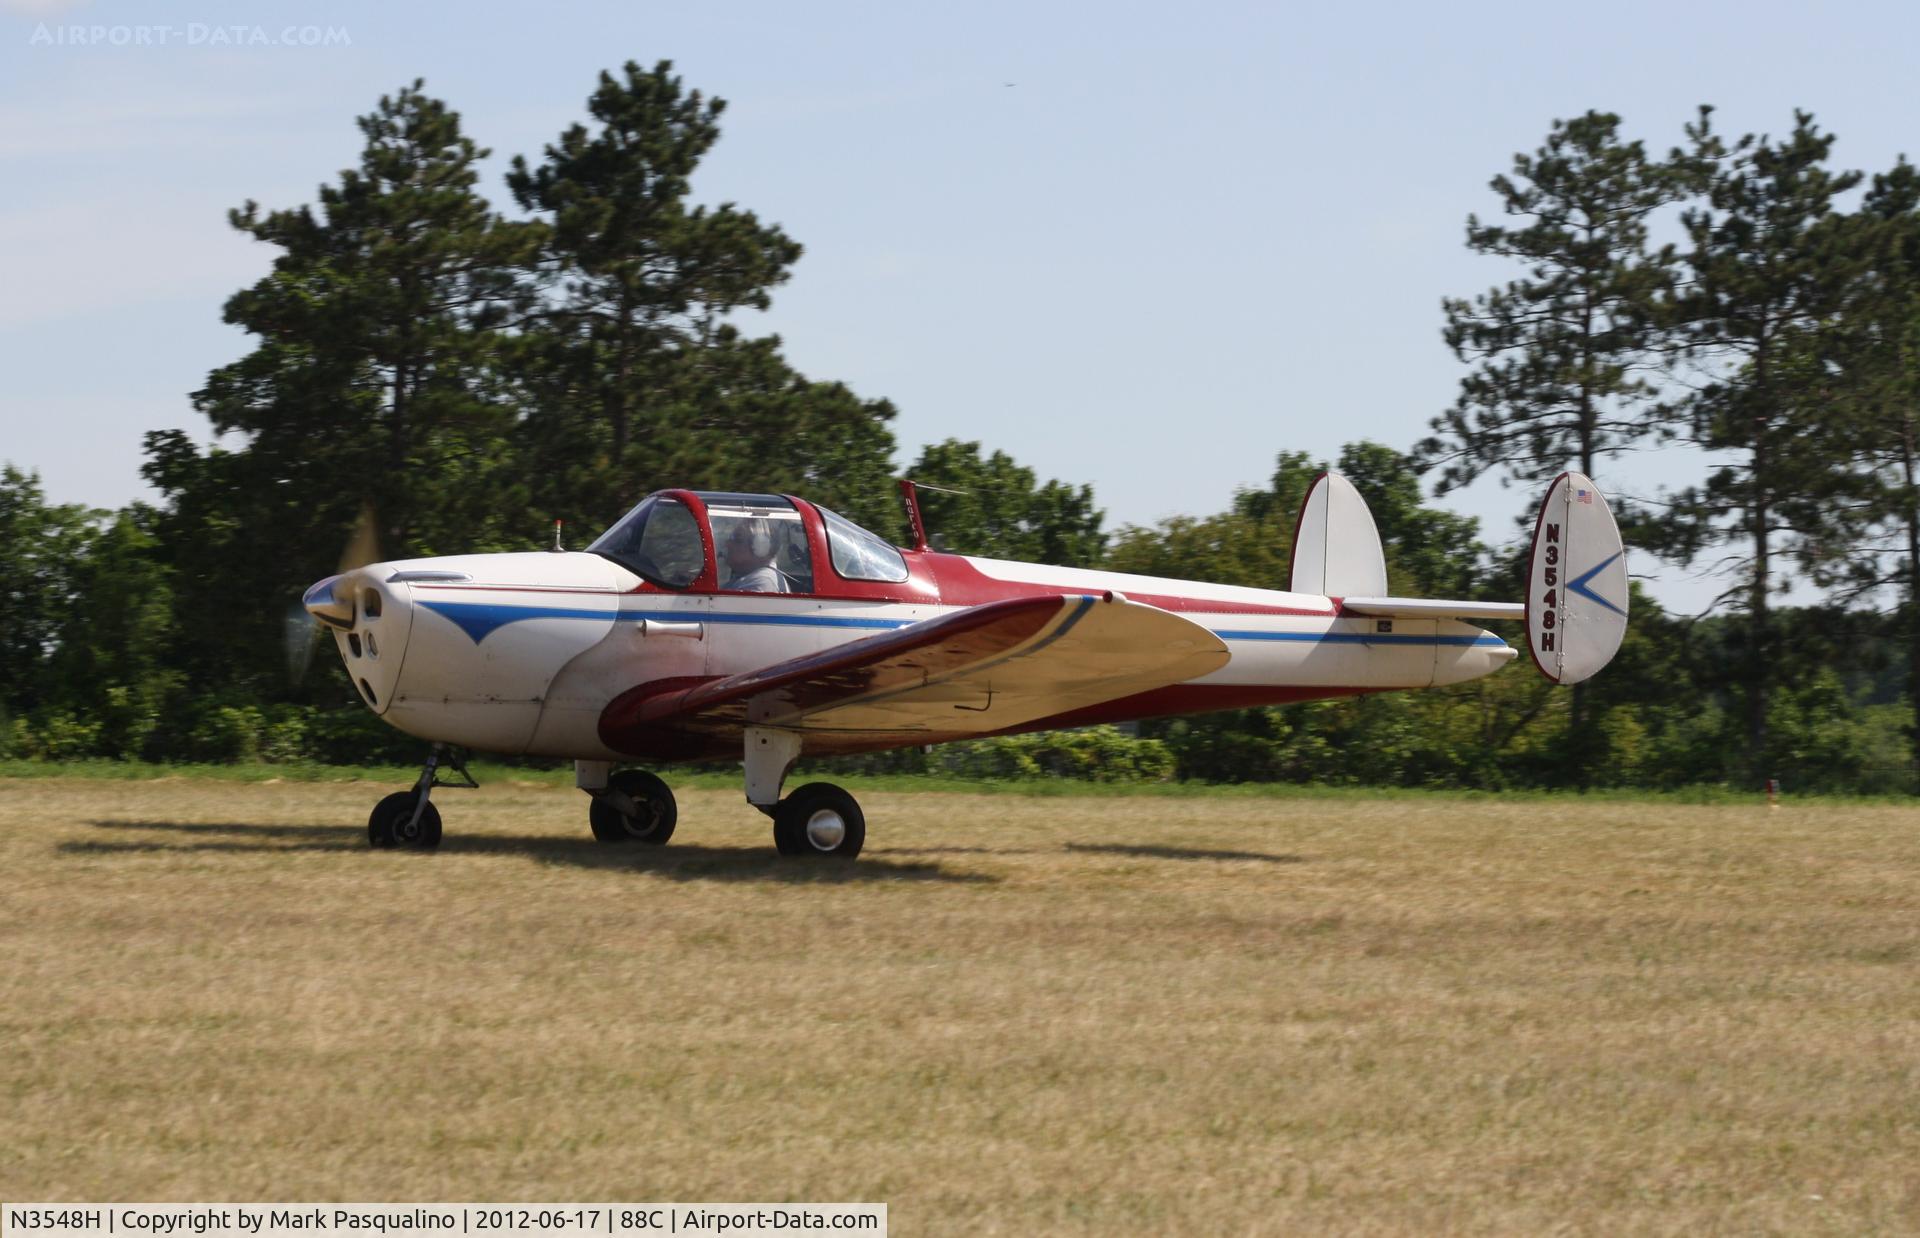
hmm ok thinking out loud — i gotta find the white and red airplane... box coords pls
[302,472,1627,858]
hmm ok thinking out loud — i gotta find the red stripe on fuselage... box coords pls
[923,553,1333,616]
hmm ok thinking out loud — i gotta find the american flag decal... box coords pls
[1575,488,1593,505]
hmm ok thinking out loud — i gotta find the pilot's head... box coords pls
[724,519,777,574]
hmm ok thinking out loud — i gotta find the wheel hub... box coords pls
[804,808,846,851]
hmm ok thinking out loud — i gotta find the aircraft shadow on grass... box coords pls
[845,841,1307,864]
[1065,842,1306,865]
[66,819,995,885]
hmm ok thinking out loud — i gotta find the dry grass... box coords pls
[3,777,1920,1234]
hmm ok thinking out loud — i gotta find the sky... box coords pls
[3,0,1917,614]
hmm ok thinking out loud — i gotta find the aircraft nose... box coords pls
[315,568,413,714]
[303,574,354,628]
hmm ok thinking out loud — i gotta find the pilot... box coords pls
[723,519,789,593]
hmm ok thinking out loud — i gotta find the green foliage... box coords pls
[22,712,104,761]
[937,727,1174,783]
[812,727,1174,784]
[1652,108,1875,779]
[0,466,99,715]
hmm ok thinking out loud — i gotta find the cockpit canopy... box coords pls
[588,491,907,592]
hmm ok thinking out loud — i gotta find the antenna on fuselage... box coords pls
[897,480,929,552]
[550,518,565,553]
[897,478,970,554]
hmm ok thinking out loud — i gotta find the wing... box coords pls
[1340,596,1524,620]
[600,594,1230,753]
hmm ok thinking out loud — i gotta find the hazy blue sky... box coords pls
[3,0,1915,611]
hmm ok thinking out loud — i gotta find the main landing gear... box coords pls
[368,744,476,849]
[577,730,867,859]
[771,782,866,859]
[744,727,865,859]
[586,768,678,844]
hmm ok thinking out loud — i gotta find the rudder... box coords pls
[1525,472,1628,685]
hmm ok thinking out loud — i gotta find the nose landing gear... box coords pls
[368,745,475,849]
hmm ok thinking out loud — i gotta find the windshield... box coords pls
[588,495,704,588]
[821,506,908,583]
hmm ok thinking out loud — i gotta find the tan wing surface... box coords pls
[600,594,1229,750]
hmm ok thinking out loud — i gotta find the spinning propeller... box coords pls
[285,502,381,687]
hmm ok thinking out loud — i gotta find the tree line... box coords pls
[3,68,1916,792]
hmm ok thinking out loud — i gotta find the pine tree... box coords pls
[508,61,892,533]
[1827,160,1920,778]
[147,81,541,692]
[1655,108,1873,781]
[1424,111,1688,492]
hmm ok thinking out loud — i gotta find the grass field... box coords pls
[4,776,1920,1233]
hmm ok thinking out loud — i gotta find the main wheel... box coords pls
[368,790,442,850]
[773,782,865,859]
[589,769,678,844]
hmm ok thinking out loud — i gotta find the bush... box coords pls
[806,726,1175,784]
[258,705,312,764]
[930,727,1174,783]
[22,711,104,760]
[305,705,420,765]
[186,704,265,763]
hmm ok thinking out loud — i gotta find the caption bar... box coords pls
[2,1208,885,1238]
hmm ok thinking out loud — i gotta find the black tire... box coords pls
[773,782,865,859]
[368,790,442,850]
[589,769,678,844]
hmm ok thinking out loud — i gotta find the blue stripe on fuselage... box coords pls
[417,599,911,644]
[1213,629,1510,648]
[416,596,1512,652]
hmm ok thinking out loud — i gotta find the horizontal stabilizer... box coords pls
[1342,597,1524,621]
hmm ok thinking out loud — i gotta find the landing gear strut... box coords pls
[369,744,475,849]
[742,727,866,859]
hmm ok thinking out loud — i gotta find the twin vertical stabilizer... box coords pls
[1288,473,1388,597]
[1289,470,1628,686]
[1524,471,1628,685]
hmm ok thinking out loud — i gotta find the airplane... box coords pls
[301,470,1628,858]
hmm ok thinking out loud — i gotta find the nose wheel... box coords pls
[368,790,442,849]
[588,769,678,844]
[773,782,865,859]
[367,745,472,849]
